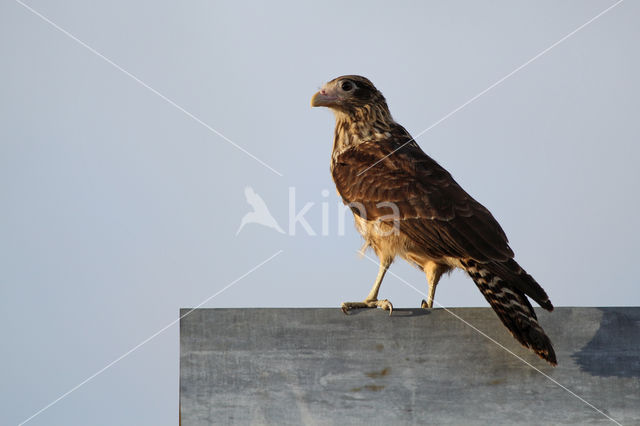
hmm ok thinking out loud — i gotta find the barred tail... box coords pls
[463,259,557,365]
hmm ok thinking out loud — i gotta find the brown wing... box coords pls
[331,124,514,262]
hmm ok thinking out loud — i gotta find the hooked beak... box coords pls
[311,88,338,107]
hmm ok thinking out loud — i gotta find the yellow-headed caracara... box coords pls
[312,75,556,365]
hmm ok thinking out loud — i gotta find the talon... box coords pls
[376,299,393,316]
[421,299,428,309]
[341,303,350,315]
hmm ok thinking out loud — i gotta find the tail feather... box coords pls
[463,259,557,365]
[488,258,553,311]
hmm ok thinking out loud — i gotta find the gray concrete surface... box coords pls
[180,308,640,425]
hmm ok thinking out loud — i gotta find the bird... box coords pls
[236,186,285,235]
[311,75,556,365]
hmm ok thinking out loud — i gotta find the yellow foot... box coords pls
[341,299,393,316]
[421,299,434,309]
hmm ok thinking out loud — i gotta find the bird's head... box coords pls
[311,75,390,118]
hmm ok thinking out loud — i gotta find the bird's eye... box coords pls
[340,81,353,91]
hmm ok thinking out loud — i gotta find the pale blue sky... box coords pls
[1,1,638,425]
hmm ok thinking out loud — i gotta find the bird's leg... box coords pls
[421,280,438,309]
[342,257,393,315]
[421,262,446,309]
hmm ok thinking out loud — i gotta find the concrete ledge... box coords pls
[180,307,640,425]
